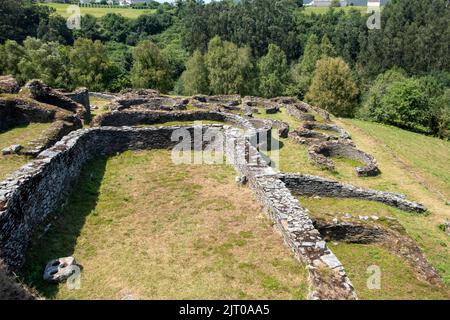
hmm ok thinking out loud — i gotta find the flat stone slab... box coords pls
[43,256,80,283]
[2,144,22,155]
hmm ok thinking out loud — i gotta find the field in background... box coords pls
[303,6,370,14]
[42,3,370,19]
[42,3,156,19]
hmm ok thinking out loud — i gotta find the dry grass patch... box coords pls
[302,197,450,299]
[21,150,309,300]
[0,123,52,180]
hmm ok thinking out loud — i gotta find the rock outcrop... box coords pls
[0,75,20,94]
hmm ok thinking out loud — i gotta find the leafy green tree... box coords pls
[0,40,26,78]
[432,89,450,138]
[360,0,450,77]
[306,56,359,117]
[204,36,254,95]
[320,35,336,58]
[101,13,130,43]
[358,69,408,120]
[330,0,341,7]
[17,38,68,88]
[0,0,51,43]
[73,14,102,41]
[37,14,74,45]
[181,0,299,60]
[130,40,172,92]
[288,34,320,98]
[180,50,209,95]
[377,78,430,131]
[68,38,115,92]
[257,44,290,98]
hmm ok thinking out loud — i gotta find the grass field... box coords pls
[254,108,450,296]
[303,6,371,15]
[21,150,309,300]
[302,197,450,299]
[42,3,370,19]
[42,3,156,19]
[0,123,52,180]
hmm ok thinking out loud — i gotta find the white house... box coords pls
[305,0,348,7]
[367,0,381,7]
[79,0,148,5]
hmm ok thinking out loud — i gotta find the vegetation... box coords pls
[41,3,156,19]
[0,123,52,180]
[306,56,359,117]
[1,0,447,138]
[329,243,450,300]
[21,150,309,299]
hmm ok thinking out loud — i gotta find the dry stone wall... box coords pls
[0,97,82,156]
[225,128,357,300]
[0,125,216,271]
[278,173,426,213]
[0,122,357,299]
[308,141,380,177]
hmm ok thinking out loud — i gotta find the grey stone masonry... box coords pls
[0,122,357,299]
[225,127,357,300]
[278,173,427,213]
[0,125,216,271]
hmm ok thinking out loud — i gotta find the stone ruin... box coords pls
[0,79,88,156]
[286,104,380,177]
[0,75,20,94]
[0,82,440,300]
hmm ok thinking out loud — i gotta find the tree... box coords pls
[0,0,51,43]
[204,36,254,95]
[180,50,209,95]
[37,14,74,45]
[73,14,102,41]
[101,13,130,43]
[320,35,336,58]
[288,34,320,98]
[358,68,408,121]
[130,40,172,92]
[360,0,450,77]
[17,38,68,88]
[0,40,26,78]
[257,44,290,98]
[306,56,359,117]
[181,0,299,59]
[432,89,450,138]
[378,78,430,131]
[330,0,341,7]
[69,39,115,92]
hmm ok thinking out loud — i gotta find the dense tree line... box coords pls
[0,0,449,138]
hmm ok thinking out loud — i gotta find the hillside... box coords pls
[42,3,156,18]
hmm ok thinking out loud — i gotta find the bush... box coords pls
[359,70,450,138]
[306,56,359,117]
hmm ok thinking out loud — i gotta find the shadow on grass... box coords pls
[19,157,107,299]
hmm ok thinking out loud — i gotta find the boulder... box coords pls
[43,257,81,283]
[1,144,22,155]
[0,75,20,94]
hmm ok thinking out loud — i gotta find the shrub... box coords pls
[306,56,359,117]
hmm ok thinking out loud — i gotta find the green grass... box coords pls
[0,123,52,180]
[303,6,374,15]
[302,197,450,299]
[42,3,156,19]
[329,243,450,300]
[343,119,450,199]
[20,150,309,300]
[254,107,450,295]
